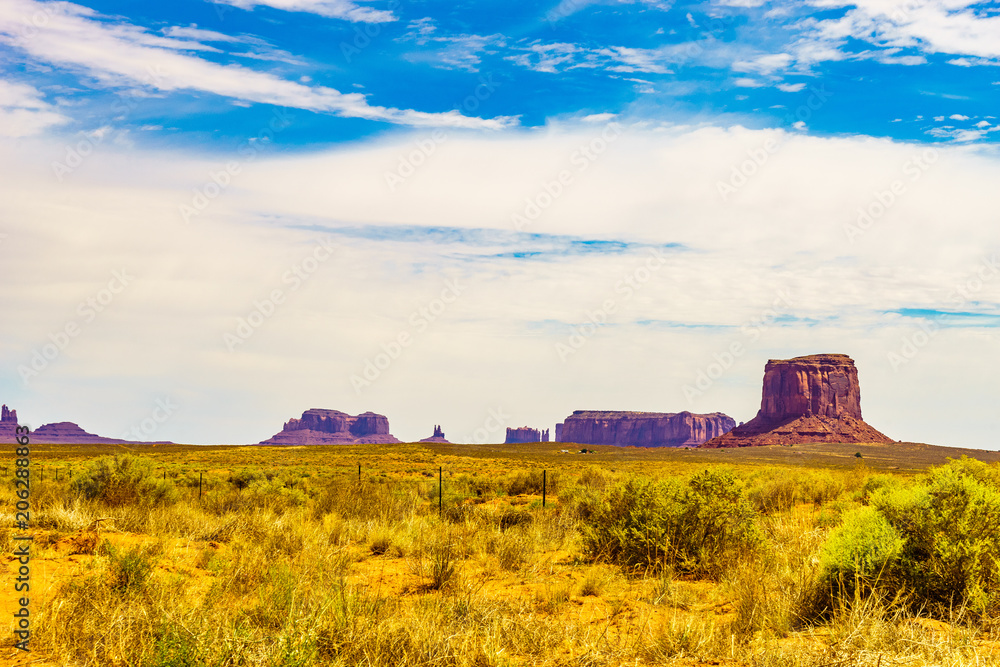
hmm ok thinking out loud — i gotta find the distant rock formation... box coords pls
[419,424,451,443]
[1,404,173,444]
[258,409,400,445]
[0,404,19,441]
[31,422,166,445]
[541,428,550,442]
[701,353,893,447]
[505,426,547,444]
[555,411,735,447]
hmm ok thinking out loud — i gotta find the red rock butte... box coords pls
[556,410,735,447]
[258,409,400,445]
[505,427,550,444]
[701,353,893,447]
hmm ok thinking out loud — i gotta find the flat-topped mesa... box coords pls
[555,410,736,447]
[761,353,862,421]
[505,426,541,444]
[702,353,894,447]
[258,408,400,445]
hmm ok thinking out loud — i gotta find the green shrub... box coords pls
[71,455,179,507]
[818,457,1000,619]
[506,471,559,496]
[819,506,905,589]
[99,540,155,595]
[579,468,761,577]
[230,469,266,490]
[853,472,902,505]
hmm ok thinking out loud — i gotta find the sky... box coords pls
[1,0,999,448]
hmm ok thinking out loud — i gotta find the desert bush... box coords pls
[819,457,1000,619]
[580,468,761,577]
[748,469,847,515]
[496,507,533,531]
[506,471,544,496]
[312,479,422,523]
[854,472,903,504]
[99,540,157,595]
[229,468,266,489]
[71,455,179,507]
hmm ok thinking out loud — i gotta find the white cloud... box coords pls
[545,0,672,22]
[976,120,991,128]
[506,42,580,74]
[776,82,806,92]
[0,0,512,129]
[806,0,1000,62]
[3,125,1000,448]
[599,46,674,74]
[400,20,505,72]
[0,79,69,137]
[212,0,396,23]
[950,113,969,121]
[734,77,765,87]
[733,52,793,76]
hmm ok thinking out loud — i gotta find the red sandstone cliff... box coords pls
[258,409,400,445]
[555,410,735,447]
[702,353,893,447]
[505,426,549,444]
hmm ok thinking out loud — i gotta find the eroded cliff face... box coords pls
[555,411,735,447]
[702,353,893,447]
[258,409,400,445]
[760,353,862,421]
[0,404,18,443]
[505,427,541,444]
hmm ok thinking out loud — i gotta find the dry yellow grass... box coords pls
[1,441,999,666]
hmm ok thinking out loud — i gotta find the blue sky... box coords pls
[1,0,999,448]
[3,0,999,145]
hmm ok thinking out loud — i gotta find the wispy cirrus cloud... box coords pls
[400,18,505,72]
[211,0,396,23]
[0,0,514,129]
[0,79,69,137]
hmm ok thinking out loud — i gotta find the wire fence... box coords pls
[9,463,556,515]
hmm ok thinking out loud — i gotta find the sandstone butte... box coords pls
[505,427,550,444]
[1,404,173,445]
[555,410,736,447]
[258,408,400,445]
[701,353,894,447]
